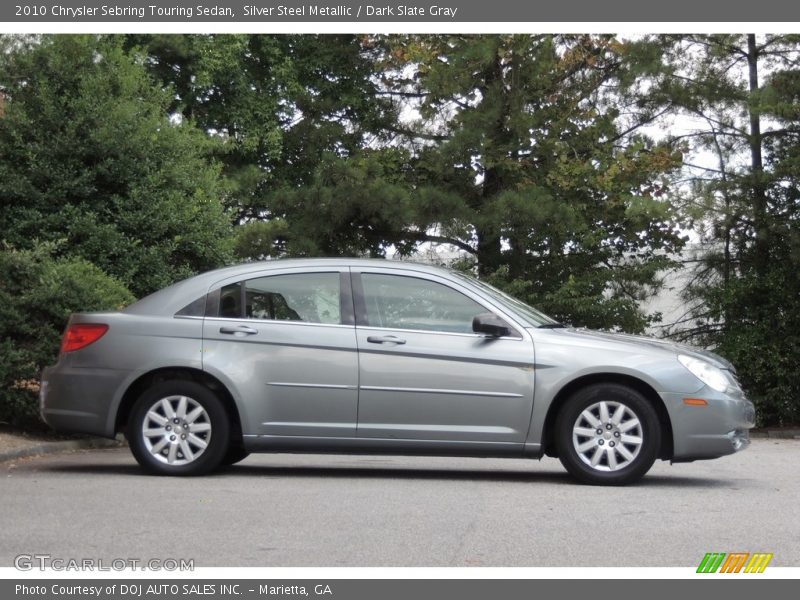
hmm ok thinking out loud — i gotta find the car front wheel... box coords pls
[127,381,230,476]
[555,383,661,486]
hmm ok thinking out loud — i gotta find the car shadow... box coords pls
[37,460,733,488]
[220,464,578,485]
[219,464,734,488]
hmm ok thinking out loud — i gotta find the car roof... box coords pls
[123,258,456,316]
[192,257,451,277]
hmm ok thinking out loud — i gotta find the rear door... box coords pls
[352,268,535,443]
[202,267,358,438]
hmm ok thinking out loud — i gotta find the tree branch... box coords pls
[375,90,429,98]
[404,231,477,255]
[382,126,449,142]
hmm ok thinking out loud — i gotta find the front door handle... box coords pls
[219,325,259,336]
[367,335,406,345]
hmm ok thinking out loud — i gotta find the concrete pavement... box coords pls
[1,439,798,567]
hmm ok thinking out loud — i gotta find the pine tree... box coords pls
[652,35,800,424]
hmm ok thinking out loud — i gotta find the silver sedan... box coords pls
[40,259,755,485]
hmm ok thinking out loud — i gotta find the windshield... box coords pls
[449,271,560,327]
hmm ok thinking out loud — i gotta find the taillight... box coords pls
[61,323,109,353]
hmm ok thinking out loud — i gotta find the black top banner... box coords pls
[4,0,800,22]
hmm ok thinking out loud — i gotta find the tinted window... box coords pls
[219,273,341,325]
[219,284,241,318]
[361,274,485,334]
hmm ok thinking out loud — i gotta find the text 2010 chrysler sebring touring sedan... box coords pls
[40,259,755,485]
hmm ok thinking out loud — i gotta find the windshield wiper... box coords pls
[538,323,567,329]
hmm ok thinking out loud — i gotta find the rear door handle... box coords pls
[367,335,406,345]
[219,325,258,336]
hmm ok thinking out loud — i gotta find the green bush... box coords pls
[0,35,233,298]
[704,271,800,427]
[0,245,134,429]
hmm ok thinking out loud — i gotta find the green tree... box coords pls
[125,34,395,221]
[258,35,685,331]
[0,35,233,297]
[652,35,800,424]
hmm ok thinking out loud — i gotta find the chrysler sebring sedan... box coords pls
[40,259,755,485]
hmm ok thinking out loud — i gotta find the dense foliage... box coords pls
[0,245,133,427]
[222,36,687,331]
[650,35,800,424]
[1,33,798,426]
[0,36,233,297]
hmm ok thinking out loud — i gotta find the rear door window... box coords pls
[218,272,341,325]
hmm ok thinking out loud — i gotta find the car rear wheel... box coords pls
[555,383,661,486]
[127,381,229,476]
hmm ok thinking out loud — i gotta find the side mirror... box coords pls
[472,313,512,337]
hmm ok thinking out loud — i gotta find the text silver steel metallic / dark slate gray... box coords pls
[40,259,755,485]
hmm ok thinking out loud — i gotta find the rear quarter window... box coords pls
[175,295,207,317]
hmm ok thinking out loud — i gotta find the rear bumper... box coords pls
[661,389,756,462]
[40,365,129,438]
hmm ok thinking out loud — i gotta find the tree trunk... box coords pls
[747,33,769,278]
[476,42,509,277]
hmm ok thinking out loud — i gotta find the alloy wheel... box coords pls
[571,400,644,471]
[141,395,212,466]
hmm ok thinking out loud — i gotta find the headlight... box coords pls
[678,354,730,392]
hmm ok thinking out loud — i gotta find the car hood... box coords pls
[544,327,734,370]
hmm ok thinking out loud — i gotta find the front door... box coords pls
[352,269,535,443]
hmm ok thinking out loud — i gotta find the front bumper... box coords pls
[661,389,756,462]
[40,365,128,438]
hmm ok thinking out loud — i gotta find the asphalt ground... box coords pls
[1,439,798,567]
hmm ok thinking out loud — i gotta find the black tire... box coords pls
[554,383,661,486]
[127,380,230,476]
[221,445,250,466]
